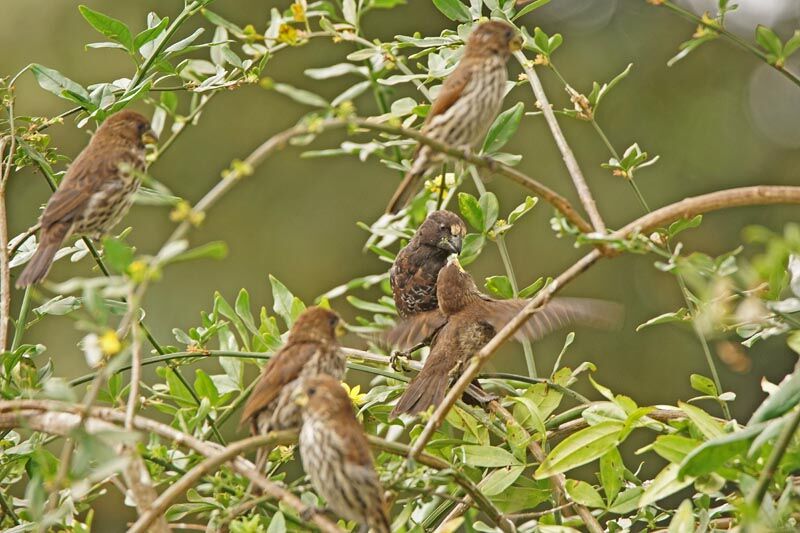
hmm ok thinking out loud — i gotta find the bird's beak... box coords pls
[293,390,309,407]
[142,129,158,146]
[335,322,347,338]
[439,233,462,254]
[510,35,523,52]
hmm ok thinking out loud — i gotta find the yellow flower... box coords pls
[99,330,122,356]
[291,2,306,22]
[277,24,299,46]
[170,200,205,226]
[127,260,148,283]
[341,382,367,406]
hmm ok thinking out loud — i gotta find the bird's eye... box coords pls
[308,387,317,396]
[329,316,338,327]
[439,224,447,231]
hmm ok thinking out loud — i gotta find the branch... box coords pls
[0,401,342,533]
[408,185,800,460]
[515,51,606,232]
[0,137,10,353]
[747,406,800,508]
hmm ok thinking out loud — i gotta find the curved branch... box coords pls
[408,185,800,460]
[0,401,342,533]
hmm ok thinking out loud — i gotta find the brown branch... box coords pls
[515,52,606,232]
[408,185,800,461]
[0,137,10,353]
[0,401,341,533]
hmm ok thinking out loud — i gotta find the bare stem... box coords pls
[747,405,800,508]
[515,51,606,232]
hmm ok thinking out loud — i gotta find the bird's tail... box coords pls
[15,223,69,288]
[385,168,425,214]
[391,359,450,417]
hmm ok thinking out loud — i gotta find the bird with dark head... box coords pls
[385,20,522,213]
[295,375,391,533]
[241,306,347,438]
[16,109,157,287]
[389,210,467,321]
[390,258,623,416]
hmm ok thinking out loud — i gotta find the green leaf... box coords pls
[269,275,306,328]
[668,500,695,533]
[565,479,605,509]
[512,0,552,21]
[636,308,689,331]
[267,512,286,533]
[272,82,330,108]
[784,30,800,58]
[481,465,525,496]
[518,277,545,298]
[79,5,134,51]
[508,396,547,440]
[458,192,484,231]
[167,241,228,264]
[749,370,800,424]
[485,275,514,299]
[508,196,538,225]
[599,447,624,504]
[102,238,134,273]
[651,434,702,464]
[535,421,624,478]
[235,289,258,336]
[457,445,521,467]
[668,215,703,237]
[459,233,485,266]
[482,102,524,153]
[638,464,694,507]
[756,25,783,57]
[134,16,170,52]
[690,374,718,397]
[678,423,764,478]
[679,401,724,439]
[608,487,643,514]
[31,64,90,102]
[432,0,472,22]
[194,369,219,404]
[479,192,499,231]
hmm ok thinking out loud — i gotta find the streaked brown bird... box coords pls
[390,259,623,416]
[16,110,156,287]
[390,210,467,319]
[385,20,522,213]
[240,306,346,437]
[295,375,391,533]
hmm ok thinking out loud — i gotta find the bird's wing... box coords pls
[425,63,472,125]
[477,297,624,342]
[383,309,448,351]
[240,342,319,422]
[40,146,126,227]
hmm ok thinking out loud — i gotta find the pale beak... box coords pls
[439,234,462,254]
[142,129,158,146]
[335,322,347,338]
[293,390,309,407]
[510,35,523,52]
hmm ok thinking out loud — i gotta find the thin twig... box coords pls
[515,51,606,232]
[407,185,800,460]
[747,406,800,508]
[0,137,10,353]
[125,290,143,429]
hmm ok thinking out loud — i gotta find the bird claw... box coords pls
[300,505,321,523]
[390,351,410,372]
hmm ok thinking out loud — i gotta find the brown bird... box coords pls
[390,210,467,319]
[295,375,391,533]
[240,306,347,437]
[385,20,522,213]
[390,259,623,416]
[16,110,156,287]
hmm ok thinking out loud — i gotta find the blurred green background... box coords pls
[3,0,800,529]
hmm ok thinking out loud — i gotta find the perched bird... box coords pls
[390,259,623,416]
[385,20,522,213]
[240,306,346,437]
[16,110,156,287]
[390,210,467,319]
[295,375,391,533]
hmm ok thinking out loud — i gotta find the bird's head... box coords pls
[293,375,353,421]
[96,110,158,149]
[414,210,467,255]
[436,257,481,315]
[466,20,522,59]
[287,306,345,344]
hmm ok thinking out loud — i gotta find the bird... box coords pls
[15,110,157,287]
[390,210,467,319]
[240,306,347,438]
[294,375,391,533]
[385,20,522,213]
[389,258,623,416]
